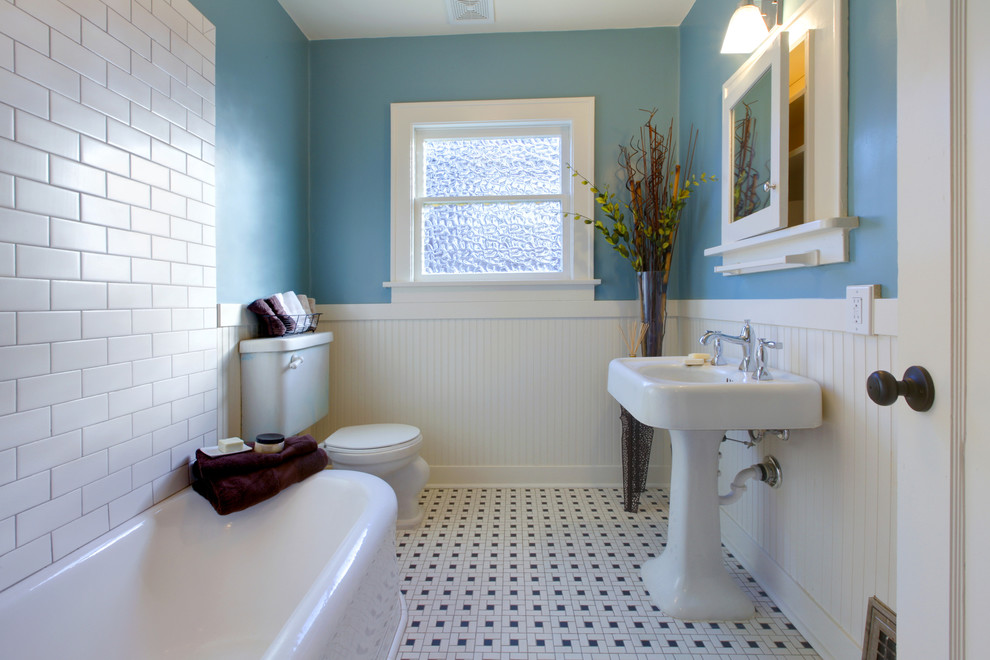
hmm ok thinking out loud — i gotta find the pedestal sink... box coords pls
[607,357,822,621]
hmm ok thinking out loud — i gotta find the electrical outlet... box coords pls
[851,296,863,325]
[846,285,880,334]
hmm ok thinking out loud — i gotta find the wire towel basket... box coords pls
[259,313,321,336]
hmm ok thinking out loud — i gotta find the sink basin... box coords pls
[607,356,822,431]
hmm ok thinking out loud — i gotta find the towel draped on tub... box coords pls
[192,435,328,515]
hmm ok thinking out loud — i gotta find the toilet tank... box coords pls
[239,331,333,441]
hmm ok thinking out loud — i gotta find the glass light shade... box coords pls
[721,4,770,54]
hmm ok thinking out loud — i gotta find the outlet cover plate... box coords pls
[846,284,880,334]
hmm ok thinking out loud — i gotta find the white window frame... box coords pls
[388,97,598,303]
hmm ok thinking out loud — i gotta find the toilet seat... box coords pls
[324,423,422,455]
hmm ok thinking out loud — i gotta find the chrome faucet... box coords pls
[700,320,753,372]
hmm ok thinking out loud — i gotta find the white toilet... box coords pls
[239,332,429,528]
[323,424,429,528]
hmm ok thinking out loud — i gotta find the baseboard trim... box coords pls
[720,511,862,660]
[427,464,670,488]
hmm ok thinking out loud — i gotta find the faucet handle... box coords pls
[758,337,782,351]
[755,338,783,380]
[740,319,753,343]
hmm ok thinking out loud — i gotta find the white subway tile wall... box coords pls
[0,0,216,592]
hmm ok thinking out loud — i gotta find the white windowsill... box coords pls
[383,279,601,303]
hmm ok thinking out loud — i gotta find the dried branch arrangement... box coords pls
[566,109,711,274]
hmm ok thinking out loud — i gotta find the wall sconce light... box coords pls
[721,0,780,54]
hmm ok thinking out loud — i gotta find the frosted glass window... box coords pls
[417,131,567,277]
[422,201,563,274]
[423,137,562,197]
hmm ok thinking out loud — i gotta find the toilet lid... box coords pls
[325,423,421,451]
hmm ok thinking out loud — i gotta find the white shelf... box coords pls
[705,217,858,276]
[713,251,819,275]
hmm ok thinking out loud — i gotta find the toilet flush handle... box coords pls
[288,355,304,369]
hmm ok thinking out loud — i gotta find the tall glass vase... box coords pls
[620,270,669,512]
[637,270,669,357]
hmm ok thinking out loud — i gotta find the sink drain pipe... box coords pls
[719,456,783,505]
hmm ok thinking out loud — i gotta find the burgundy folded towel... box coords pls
[192,448,328,515]
[195,435,320,480]
[265,295,297,333]
[248,298,286,336]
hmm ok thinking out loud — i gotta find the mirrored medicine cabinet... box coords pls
[705,0,858,276]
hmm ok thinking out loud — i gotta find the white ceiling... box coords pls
[277,0,698,41]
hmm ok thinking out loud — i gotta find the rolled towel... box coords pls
[192,447,328,515]
[266,295,296,333]
[247,298,286,336]
[283,290,309,331]
[308,297,316,312]
[281,291,305,315]
[194,434,320,481]
[296,293,312,315]
[296,294,314,331]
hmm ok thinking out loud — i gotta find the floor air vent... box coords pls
[862,596,896,660]
[446,0,494,24]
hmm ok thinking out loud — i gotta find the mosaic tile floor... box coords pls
[395,487,820,660]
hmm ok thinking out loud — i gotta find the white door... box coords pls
[896,0,987,657]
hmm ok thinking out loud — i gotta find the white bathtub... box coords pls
[0,470,406,659]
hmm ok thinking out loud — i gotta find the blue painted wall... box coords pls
[198,0,895,304]
[308,29,680,303]
[673,0,897,299]
[189,0,310,304]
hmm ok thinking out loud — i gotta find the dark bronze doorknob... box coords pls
[867,366,935,412]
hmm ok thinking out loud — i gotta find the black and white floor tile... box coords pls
[395,487,819,659]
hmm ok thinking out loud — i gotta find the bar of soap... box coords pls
[683,357,705,366]
[218,437,245,454]
[688,352,711,361]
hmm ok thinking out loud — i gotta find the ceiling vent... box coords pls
[446,0,494,25]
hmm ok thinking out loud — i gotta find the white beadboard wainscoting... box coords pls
[218,301,672,485]
[217,297,897,659]
[216,304,253,447]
